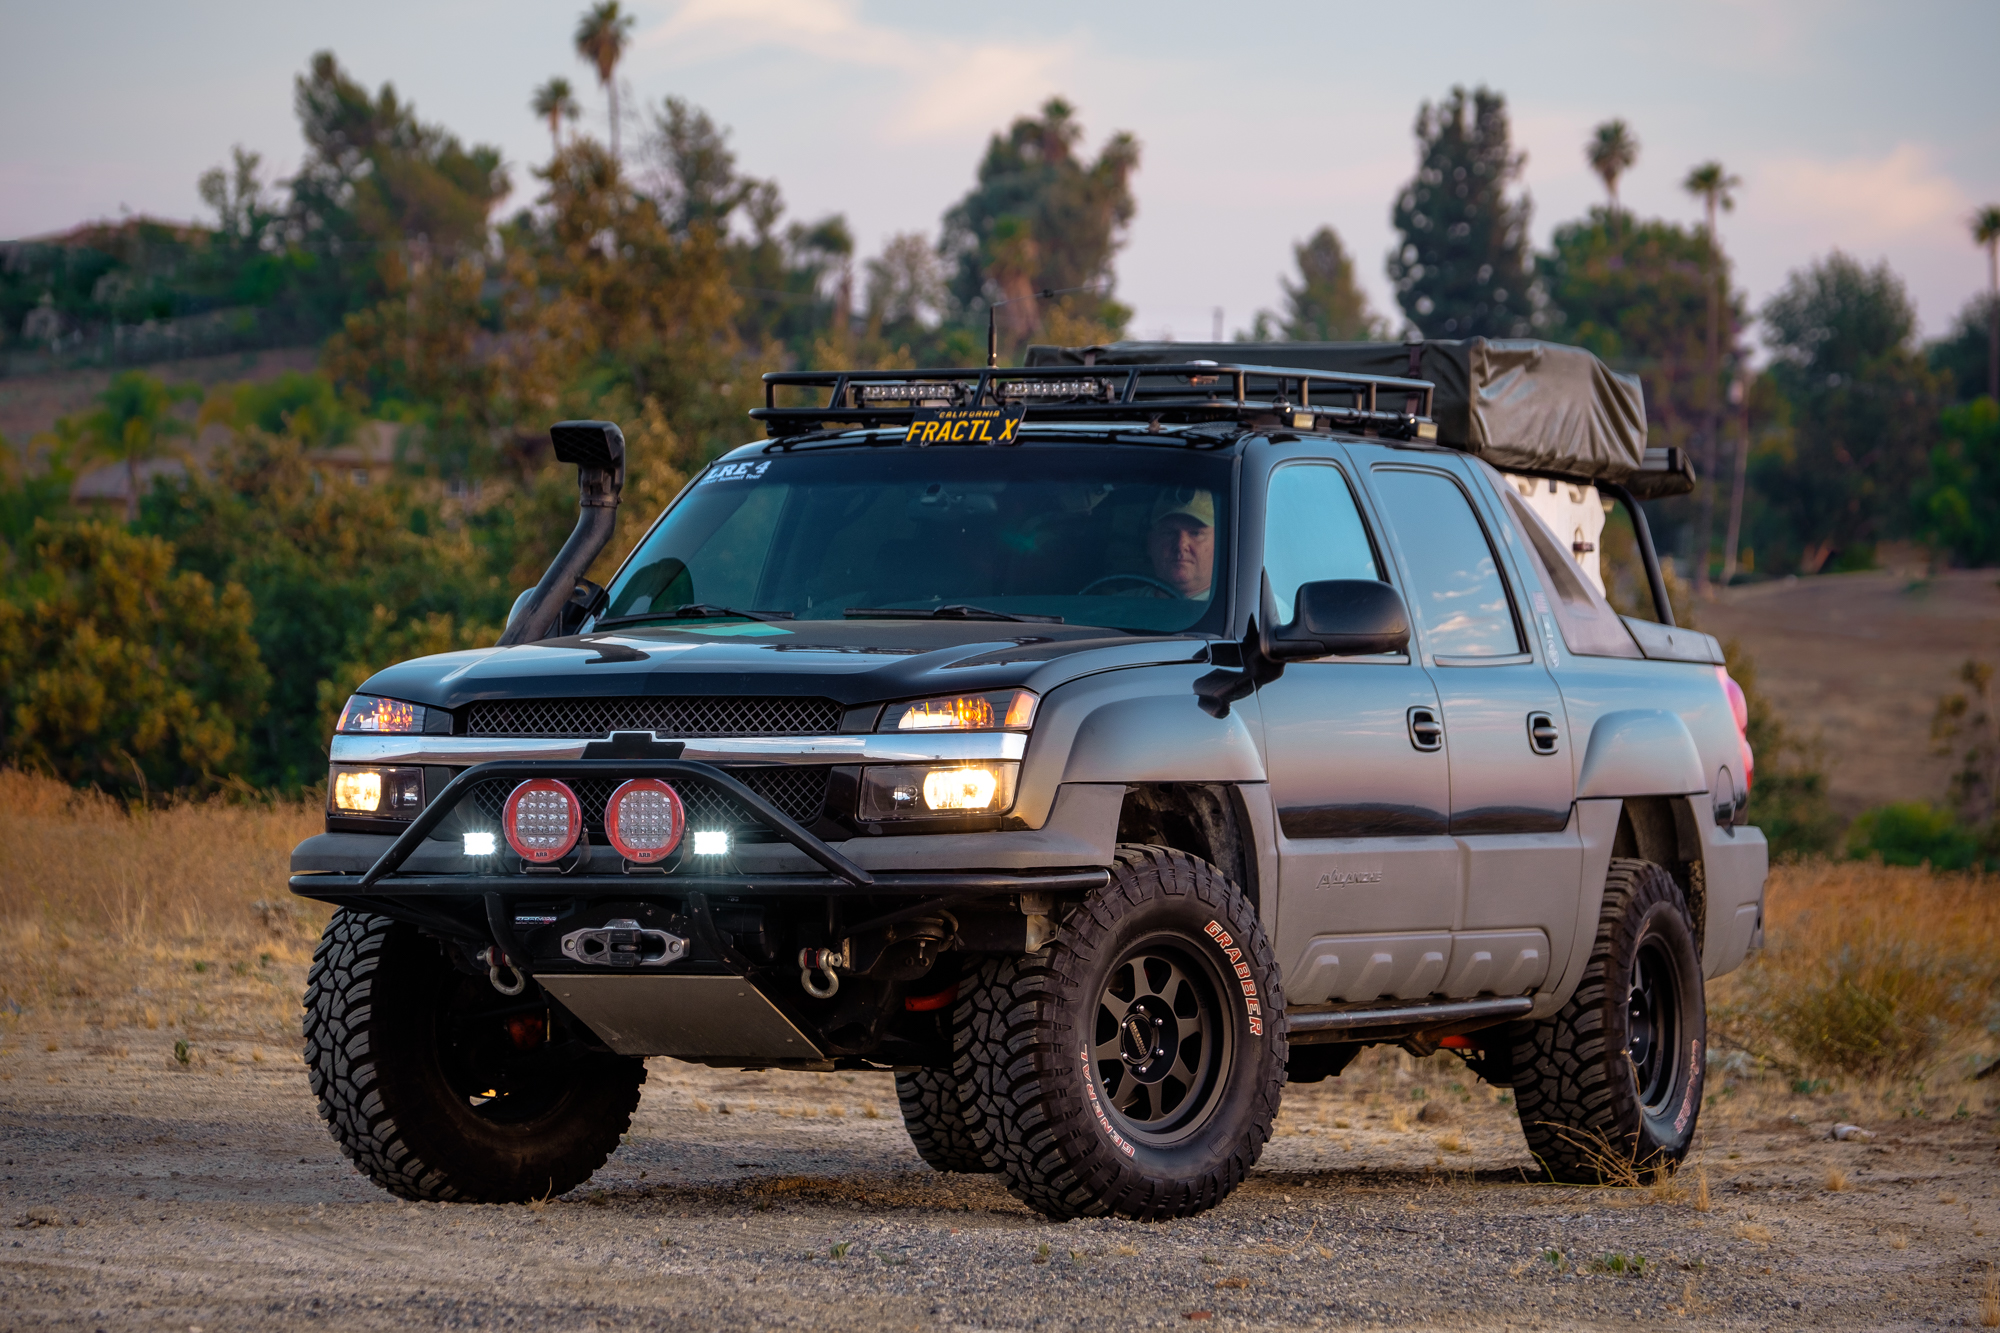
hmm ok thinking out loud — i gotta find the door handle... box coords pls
[1407,705,1443,752]
[1527,711,1560,755]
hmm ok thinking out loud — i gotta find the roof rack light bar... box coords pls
[750,363,1436,439]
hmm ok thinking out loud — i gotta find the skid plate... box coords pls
[539,974,823,1059]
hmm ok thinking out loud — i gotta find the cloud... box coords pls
[640,0,1078,141]
[1760,142,1969,246]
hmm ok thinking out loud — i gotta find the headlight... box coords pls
[858,762,1019,821]
[337,694,431,734]
[880,690,1036,732]
[328,765,424,819]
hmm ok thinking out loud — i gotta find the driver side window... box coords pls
[1263,462,1381,623]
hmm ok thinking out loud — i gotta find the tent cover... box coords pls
[1024,337,1691,497]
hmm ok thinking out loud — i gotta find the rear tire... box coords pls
[304,909,646,1202]
[895,1067,994,1173]
[1509,859,1706,1183]
[953,846,1285,1221]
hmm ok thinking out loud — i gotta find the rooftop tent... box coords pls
[1023,337,1692,498]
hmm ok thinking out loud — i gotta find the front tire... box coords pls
[304,909,646,1202]
[954,846,1286,1221]
[1509,859,1706,1183]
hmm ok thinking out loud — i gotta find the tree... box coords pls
[79,371,200,523]
[1586,120,1639,225]
[575,2,634,159]
[1270,226,1386,341]
[941,98,1138,352]
[1974,204,2000,401]
[1387,86,1537,339]
[1928,291,2000,404]
[0,520,267,796]
[1915,397,2000,566]
[1757,252,1945,571]
[1682,161,1741,592]
[531,78,581,159]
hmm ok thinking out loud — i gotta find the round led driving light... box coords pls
[502,779,583,863]
[604,778,685,863]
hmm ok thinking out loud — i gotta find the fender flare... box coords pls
[1576,709,1705,799]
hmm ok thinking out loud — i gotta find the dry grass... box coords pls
[1714,860,2000,1081]
[0,768,326,1040]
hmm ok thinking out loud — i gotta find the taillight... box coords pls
[502,779,583,863]
[603,778,686,863]
[1715,666,1754,795]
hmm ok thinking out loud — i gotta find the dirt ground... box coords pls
[1701,569,2000,818]
[3,1028,1994,1332]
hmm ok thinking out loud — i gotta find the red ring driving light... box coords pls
[502,779,583,863]
[604,778,685,863]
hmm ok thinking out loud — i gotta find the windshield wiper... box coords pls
[596,603,794,628]
[843,604,1063,624]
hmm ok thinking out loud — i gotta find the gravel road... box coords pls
[2,1029,1995,1331]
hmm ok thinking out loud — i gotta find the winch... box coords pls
[560,918,686,967]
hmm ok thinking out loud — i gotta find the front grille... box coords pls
[465,696,841,738]
[467,766,833,833]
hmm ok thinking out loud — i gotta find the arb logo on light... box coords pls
[502,779,583,863]
[604,778,685,863]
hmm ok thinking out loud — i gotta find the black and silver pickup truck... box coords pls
[291,339,1767,1221]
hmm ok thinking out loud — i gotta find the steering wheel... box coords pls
[1078,572,1180,598]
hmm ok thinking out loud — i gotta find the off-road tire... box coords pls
[1509,858,1706,1183]
[895,1067,994,1173]
[952,846,1286,1221]
[304,909,646,1202]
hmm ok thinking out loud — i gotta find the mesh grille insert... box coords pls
[467,767,832,834]
[465,696,840,738]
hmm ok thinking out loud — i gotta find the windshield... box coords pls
[600,446,1233,634]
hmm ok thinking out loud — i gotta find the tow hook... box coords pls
[799,946,844,999]
[478,946,527,997]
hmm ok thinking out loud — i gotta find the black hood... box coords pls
[359,619,1209,713]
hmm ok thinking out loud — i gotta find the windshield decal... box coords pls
[644,621,792,638]
[702,460,773,485]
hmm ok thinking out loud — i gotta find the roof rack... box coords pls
[749,363,1437,439]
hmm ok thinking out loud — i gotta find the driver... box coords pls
[1146,489,1216,599]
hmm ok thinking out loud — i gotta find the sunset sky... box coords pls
[5,0,1996,350]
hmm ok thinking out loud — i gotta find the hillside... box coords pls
[1702,568,2000,818]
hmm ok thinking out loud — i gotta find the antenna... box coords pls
[986,285,1105,368]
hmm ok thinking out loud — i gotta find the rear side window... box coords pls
[1369,467,1523,659]
[1498,486,1641,659]
[1262,462,1381,624]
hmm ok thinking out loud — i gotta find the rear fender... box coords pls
[1577,709,1704,799]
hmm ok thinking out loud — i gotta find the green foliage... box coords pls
[1926,293,1996,404]
[137,433,513,788]
[1247,226,1386,342]
[1388,86,1537,339]
[1723,640,1842,859]
[941,98,1138,353]
[1753,252,1945,573]
[1915,398,2000,565]
[1846,803,1985,871]
[0,520,267,796]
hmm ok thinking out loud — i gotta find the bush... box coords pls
[1846,802,1985,871]
[0,520,268,796]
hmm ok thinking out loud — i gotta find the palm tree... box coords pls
[1683,161,1741,594]
[532,77,581,158]
[1975,204,2000,401]
[1586,120,1639,224]
[575,2,634,158]
[80,371,199,523]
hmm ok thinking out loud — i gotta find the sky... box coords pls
[4,0,1997,352]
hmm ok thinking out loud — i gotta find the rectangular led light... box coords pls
[691,830,730,856]
[463,831,497,857]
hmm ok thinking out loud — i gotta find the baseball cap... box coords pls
[1149,487,1215,529]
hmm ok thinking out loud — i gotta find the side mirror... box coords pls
[1263,579,1410,661]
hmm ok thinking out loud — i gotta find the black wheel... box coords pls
[895,1067,994,1173]
[304,909,646,1202]
[1509,858,1706,1183]
[953,846,1285,1221]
